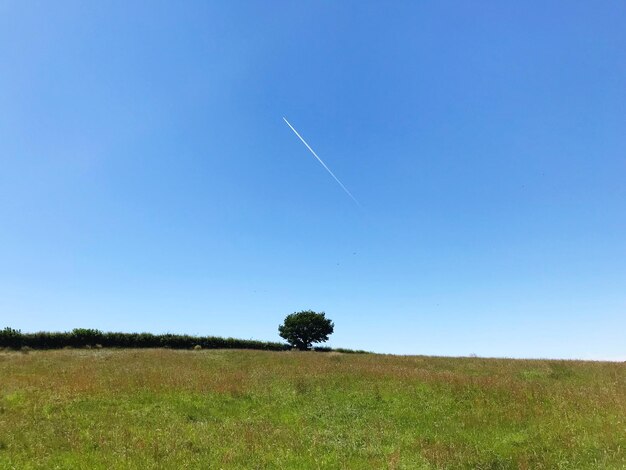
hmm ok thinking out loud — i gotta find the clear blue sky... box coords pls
[1,1,624,359]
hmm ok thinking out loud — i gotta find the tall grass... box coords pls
[1,349,624,468]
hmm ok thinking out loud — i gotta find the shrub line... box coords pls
[0,327,368,353]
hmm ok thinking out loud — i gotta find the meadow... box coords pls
[0,348,624,469]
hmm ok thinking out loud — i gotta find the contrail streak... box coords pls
[283,117,360,207]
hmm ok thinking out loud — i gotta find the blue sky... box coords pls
[1,1,624,359]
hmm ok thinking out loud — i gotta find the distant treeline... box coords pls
[0,327,368,353]
[0,327,288,351]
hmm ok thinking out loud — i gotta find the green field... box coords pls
[1,349,624,469]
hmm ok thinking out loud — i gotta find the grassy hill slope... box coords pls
[1,349,624,469]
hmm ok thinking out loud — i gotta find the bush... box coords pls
[0,327,22,349]
[71,328,104,348]
[334,348,370,354]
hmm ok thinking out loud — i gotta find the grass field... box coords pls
[1,349,624,469]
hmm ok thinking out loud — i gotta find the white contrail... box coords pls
[283,117,360,207]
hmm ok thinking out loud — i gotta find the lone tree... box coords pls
[278,310,334,351]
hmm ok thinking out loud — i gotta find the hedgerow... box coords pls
[0,327,289,351]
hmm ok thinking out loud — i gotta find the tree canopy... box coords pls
[278,310,334,351]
